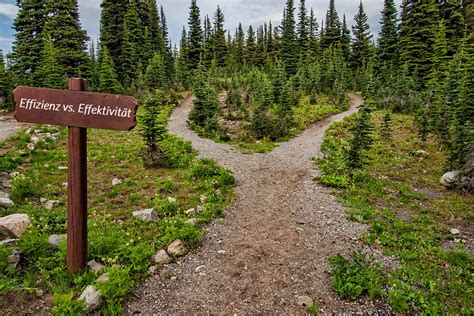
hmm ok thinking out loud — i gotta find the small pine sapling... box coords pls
[346,101,374,169]
[380,110,393,141]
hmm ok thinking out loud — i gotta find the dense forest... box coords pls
[1,0,472,181]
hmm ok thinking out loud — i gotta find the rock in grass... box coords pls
[148,265,158,275]
[186,218,198,226]
[9,172,19,179]
[87,260,106,273]
[96,273,110,282]
[132,209,159,222]
[296,295,314,307]
[167,197,177,203]
[0,214,31,238]
[200,195,208,204]
[112,178,122,186]
[45,200,60,210]
[185,208,196,216]
[48,234,66,248]
[153,250,171,265]
[0,239,18,246]
[26,143,35,151]
[196,205,205,213]
[78,285,102,312]
[167,240,187,257]
[0,197,14,208]
[450,228,460,235]
[440,171,461,188]
[30,136,40,145]
[8,249,21,268]
[0,192,10,199]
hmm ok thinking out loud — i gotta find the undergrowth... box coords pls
[318,111,473,313]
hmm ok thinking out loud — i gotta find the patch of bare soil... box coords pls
[125,95,392,314]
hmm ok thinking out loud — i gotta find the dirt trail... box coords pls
[126,95,389,314]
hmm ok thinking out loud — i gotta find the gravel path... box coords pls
[126,95,390,314]
[0,121,22,142]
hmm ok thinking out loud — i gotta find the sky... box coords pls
[0,0,403,55]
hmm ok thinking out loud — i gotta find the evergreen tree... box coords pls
[35,32,65,89]
[124,0,147,69]
[145,52,166,90]
[177,27,190,87]
[87,41,99,90]
[377,0,399,70]
[245,26,257,66]
[380,110,393,140]
[45,0,89,78]
[255,26,266,67]
[438,0,465,57]
[149,0,165,53]
[351,1,373,70]
[399,0,439,85]
[100,0,127,72]
[0,50,13,109]
[187,0,203,71]
[298,0,310,61]
[309,9,320,60]
[341,15,351,61]
[346,101,374,169]
[98,46,122,94]
[212,6,228,67]
[161,6,175,82]
[236,23,246,63]
[120,20,139,86]
[321,0,342,49]
[9,0,48,85]
[281,0,298,75]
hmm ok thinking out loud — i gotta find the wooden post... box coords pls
[67,78,88,273]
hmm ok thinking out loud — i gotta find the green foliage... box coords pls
[0,50,13,110]
[159,219,203,246]
[377,0,399,70]
[35,32,65,88]
[346,102,374,169]
[351,1,373,70]
[187,0,203,71]
[329,252,383,300]
[0,244,11,275]
[52,292,86,315]
[95,267,134,306]
[380,111,392,140]
[98,46,122,94]
[139,90,168,167]
[319,174,351,189]
[145,53,166,90]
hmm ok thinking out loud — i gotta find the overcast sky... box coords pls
[0,0,402,55]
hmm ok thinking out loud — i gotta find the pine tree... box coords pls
[140,89,168,167]
[346,101,374,169]
[0,50,13,109]
[309,9,320,60]
[35,32,65,89]
[255,26,266,67]
[124,0,146,70]
[177,27,190,87]
[380,110,393,140]
[281,0,298,75]
[438,0,465,57]
[145,52,166,90]
[298,0,310,62]
[399,0,439,85]
[98,46,122,94]
[120,20,139,86]
[187,0,203,71]
[341,15,351,61]
[87,41,99,90]
[212,6,228,67]
[245,26,257,66]
[149,0,165,53]
[9,0,48,85]
[160,5,174,81]
[45,0,89,78]
[236,23,246,63]
[351,1,373,70]
[321,0,342,49]
[100,0,127,72]
[377,0,399,70]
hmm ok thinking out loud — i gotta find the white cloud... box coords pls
[0,3,18,19]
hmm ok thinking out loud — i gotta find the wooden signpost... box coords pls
[13,78,138,273]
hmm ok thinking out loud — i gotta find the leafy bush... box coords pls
[159,135,195,168]
[18,230,50,263]
[159,219,203,246]
[0,244,11,275]
[52,292,86,315]
[328,252,383,300]
[95,267,135,305]
[11,174,37,201]
[319,174,351,189]
[154,198,179,217]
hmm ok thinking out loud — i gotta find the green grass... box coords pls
[0,104,235,314]
[194,93,349,154]
[318,111,474,314]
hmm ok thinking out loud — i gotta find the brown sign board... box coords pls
[13,86,138,131]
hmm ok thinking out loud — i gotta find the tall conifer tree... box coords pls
[212,6,228,67]
[100,0,127,72]
[298,0,310,61]
[351,1,373,70]
[9,0,48,85]
[35,32,65,88]
[281,0,298,75]
[187,0,203,71]
[377,0,399,70]
[321,0,341,49]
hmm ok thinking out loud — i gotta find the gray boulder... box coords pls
[132,209,159,222]
[87,260,106,273]
[45,200,60,210]
[78,285,102,312]
[0,214,31,238]
[167,240,187,257]
[153,249,171,265]
[0,197,14,208]
[440,171,461,188]
[48,234,66,248]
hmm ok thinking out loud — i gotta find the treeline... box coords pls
[0,0,472,173]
